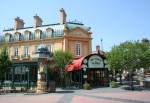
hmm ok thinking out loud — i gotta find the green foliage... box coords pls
[49,50,73,71]
[83,83,91,90]
[48,50,73,87]
[53,50,73,70]
[0,45,12,84]
[110,81,119,88]
[107,39,150,72]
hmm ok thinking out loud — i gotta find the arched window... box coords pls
[46,28,53,38]
[15,32,22,41]
[35,29,42,39]
[5,33,12,42]
[24,30,32,40]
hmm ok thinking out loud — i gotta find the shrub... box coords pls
[83,83,91,90]
[110,81,119,88]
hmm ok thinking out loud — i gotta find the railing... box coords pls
[11,55,20,60]
[21,54,30,59]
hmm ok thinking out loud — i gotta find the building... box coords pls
[0,8,92,86]
[65,45,109,88]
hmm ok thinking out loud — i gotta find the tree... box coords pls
[107,45,125,83]
[48,50,72,87]
[0,45,12,86]
[107,39,150,89]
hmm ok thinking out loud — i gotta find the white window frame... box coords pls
[75,43,81,56]
[46,29,53,37]
[24,46,29,56]
[14,47,19,56]
[46,44,53,52]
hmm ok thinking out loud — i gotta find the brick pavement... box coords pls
[0,87,150,103]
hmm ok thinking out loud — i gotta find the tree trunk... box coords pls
[129,70,134,90]
[113,70,117,81]
[119,71,122,85]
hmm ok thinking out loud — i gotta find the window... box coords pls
[29,32,33,40]
[46,28,53,37]
[14,47,18,56]
[35,45,38,52]
[35,29,42,39]
[24,46,29,56]
[14,34,19,41]
[9,35,13,42]
[75,43,81,56]
[40,31,45,39]
[46,45,53,52]
[19,33,22,41]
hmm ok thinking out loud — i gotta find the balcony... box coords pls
[21,54,30,60]
[11,55,20,60]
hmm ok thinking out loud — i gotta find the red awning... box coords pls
[66,64,74,72]
[66,56,84,72]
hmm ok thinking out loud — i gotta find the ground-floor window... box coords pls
[4,62,38,87]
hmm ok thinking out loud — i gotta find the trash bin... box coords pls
[47,81,56,93]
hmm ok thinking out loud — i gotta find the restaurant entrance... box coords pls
[66,53,109,88]
[87,69,108,87]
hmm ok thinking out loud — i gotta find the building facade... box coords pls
[2,8,92,60]
[0,8,92,86]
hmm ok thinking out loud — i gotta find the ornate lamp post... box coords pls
[32,44,52,93]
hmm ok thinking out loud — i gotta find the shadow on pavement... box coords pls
[55,90,74,94]
[121,85,150,91]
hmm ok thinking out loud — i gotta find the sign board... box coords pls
[88,55,104,68]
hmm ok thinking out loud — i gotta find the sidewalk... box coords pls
[0,87,150,103]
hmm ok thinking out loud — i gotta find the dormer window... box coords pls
[46,28,53,38]
[14,32,22,41]
[5,33,13,42]
[35,29,42,39]
[24,31,33,40]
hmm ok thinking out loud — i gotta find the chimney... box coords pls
[14,17,24,30]
[96,45,100,54]
[33,15,42,28]
[59,8,67,24]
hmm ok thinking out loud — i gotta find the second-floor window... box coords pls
[75,43,81,56]
[35,45,38,52]
[47,45,53,52]
[24,46,29,56]
[14,47,18,56]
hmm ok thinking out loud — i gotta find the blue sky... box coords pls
[0,0,150,51]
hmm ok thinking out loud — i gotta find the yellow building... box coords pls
[2,8,92,60]
[0,8,92,84]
